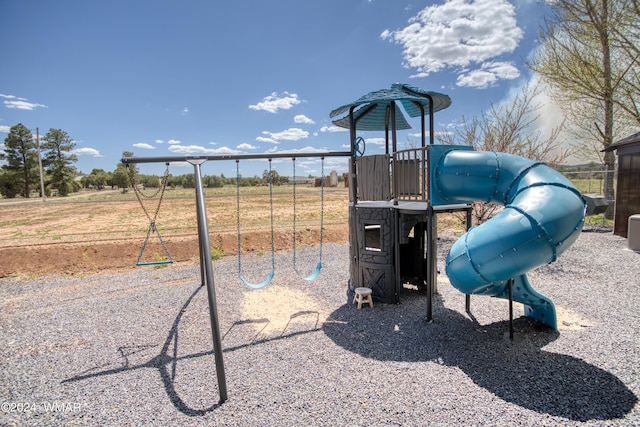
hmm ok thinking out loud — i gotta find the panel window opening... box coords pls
[364,224,382,252]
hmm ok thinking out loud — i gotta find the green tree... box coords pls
[139,174,161,188]
[82,168,110,189]
[204,174,225,188]
[181,173,196,188]
[1,124,38,198]
[262,168,281,185]
[42,128,78,196]
[0,170,21,198]
[112,151,137,193]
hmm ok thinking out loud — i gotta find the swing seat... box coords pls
[239,270,275,289]
[136,260,174,267]
[301,262,322,281]
[136,224,174,267]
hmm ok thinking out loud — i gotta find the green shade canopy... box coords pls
[330,83,451,131]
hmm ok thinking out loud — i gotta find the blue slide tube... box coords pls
[436,150,586,329]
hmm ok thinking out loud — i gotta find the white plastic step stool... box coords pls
[353,287,374,309]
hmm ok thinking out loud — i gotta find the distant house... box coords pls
[603,131,640,237]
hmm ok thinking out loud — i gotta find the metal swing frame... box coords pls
[121,151,350,404]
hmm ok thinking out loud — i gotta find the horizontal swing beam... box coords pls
[121,151,352,165]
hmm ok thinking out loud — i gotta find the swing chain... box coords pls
[236,159,276,288]
[319,156,324,258]
[128,163,170,226]
[269,158,275,272]
[126,162,173,266]
[293,158,297,268]
[292,157,324,279]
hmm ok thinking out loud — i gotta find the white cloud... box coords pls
[1,93,47,110]
[133,143,155,149]
[73,147,102,157]
[260,127,309,143]
[167,139,181,145]
[155,139,164,144]
[366,137,387,146]
[249,91,301,113]
[168,145,243,155]
[456,61,520,88]
[181,107,189,115]
[0,125,10,133]
[256,136,278,144]
[294,114,315,124]
[320,125,348,133]
[3,99,48,110]
[237,143,258,149]
[269,146,329,155]
[381,0,523,83]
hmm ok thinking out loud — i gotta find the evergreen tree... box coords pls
[1,124,38,198]
[42,128,78,196]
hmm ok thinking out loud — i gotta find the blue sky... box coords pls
[1,0,551,178]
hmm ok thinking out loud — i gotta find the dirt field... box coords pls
[0,186,468,277]
[0,187,353,277]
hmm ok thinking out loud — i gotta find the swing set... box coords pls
[235,157,325,288]
[122,151,350,404]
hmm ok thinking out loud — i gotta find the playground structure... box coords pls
[122,83,586,403]
[330,83,586,330]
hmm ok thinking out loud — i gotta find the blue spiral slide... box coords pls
[434,149,586,329]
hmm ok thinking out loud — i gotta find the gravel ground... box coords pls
[1,231,638,426]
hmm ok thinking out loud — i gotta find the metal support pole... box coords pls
[465,207,472,313]
[349,107,358,204]
[190,162,207,288]
[508,278,514,341]
[199,244,206,287]
[191,159,228,403]
[426,207,437,322]
[431,210,438,295]
[393,209,401,303]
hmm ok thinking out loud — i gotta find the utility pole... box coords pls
[36,128,46,201]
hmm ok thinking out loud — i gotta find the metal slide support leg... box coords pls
[394,209,401,303]
[508,278,514,341]
[191,160,228,403]
[465,207,472,313]
[426,207,437,322]
[431,211,438,295]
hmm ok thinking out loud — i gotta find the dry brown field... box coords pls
[0,186,464,277]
